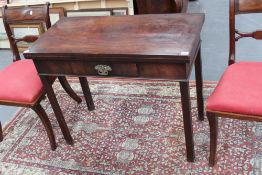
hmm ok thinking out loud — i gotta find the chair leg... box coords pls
[0,121,3,142]
[58,77,82,103]
[32,104,57,150]
[41,75,73,145]
[207,112,218,166]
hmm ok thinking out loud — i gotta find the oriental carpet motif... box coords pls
[0,78,261,174]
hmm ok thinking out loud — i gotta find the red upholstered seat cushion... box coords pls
[206,62,262,116]
[0,59,43,105]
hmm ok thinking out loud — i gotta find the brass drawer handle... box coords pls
[94,65,112,76]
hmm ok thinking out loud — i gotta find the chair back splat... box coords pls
[229,0,262,65]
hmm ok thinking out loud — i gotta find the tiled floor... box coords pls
[0,0,262,124]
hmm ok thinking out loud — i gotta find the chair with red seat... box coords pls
[206,0,262,166]
[0,3,82,150]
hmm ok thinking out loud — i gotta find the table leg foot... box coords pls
[66,139,74,145]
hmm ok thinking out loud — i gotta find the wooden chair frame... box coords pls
[207,0,262,166]
[0,3,82,150]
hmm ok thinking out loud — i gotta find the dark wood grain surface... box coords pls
[133,0,188,14]
[25,14,204,62]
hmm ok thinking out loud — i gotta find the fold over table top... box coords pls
[25,13,205,63]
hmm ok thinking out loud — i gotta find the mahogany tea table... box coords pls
[24,13,205,162]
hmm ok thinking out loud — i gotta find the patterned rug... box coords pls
[0,78,261,174]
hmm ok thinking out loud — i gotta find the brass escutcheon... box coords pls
[94,65,112,76]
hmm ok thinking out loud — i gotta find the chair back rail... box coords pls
[237,0,262,14]
[2,3,51,61]
[133,0,187,14]
[3,6,50,25]
[229,0,262,65]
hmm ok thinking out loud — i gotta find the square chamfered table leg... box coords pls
[40,75,74,145]
[179,81,195,162]
[195,48,204,121]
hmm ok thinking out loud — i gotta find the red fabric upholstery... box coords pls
[0,59,43,104]
[207,62,262,116]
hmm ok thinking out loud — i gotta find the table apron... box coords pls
[34,60,191,80]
